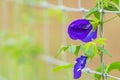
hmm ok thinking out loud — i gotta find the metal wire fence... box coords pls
[0,0,120,80]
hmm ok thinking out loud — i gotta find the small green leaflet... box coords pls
[91,22,98,31]
[74,46,80,56]
[68,45,76,54]
[111,0,119,6]
[104,3,119,11]
[106,61,120,73]
[56,45,80,57]
[94,11,100,20]
[85,6,98,18]
[85,5,100,20]
[84,42,95,52]
[89,18,99,31]
[55,45,69,57]
[68,45,80,56]
[95,38,106,45]
[81,43,97,58]
[94,65,107,80]
[97,46,112,57]
[53,64,74,72]
[104,2,120,17]
[94,66,101,80]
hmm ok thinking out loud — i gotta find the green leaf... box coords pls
[97,46,112,57]
[94,66,107,80]
[104,3,120,16]
[106,61,120,73]
[94,66,102,80]
[95,38,106,45]
[84,42,94,51]
[68,45,80,56]
[94,11,100,20]
[87,18,99,31]
[55,45,69,57]
[111,0,119,6]
[91,21,99,31]
[85,5,100,20]
[81,43,97,58]
[53,64,74,72]
[104,3,119,11]
[68,45,76,54]
[74,45,80,56]
[85,6,98,18]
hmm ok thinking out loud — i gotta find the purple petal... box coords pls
[76,56,87,63]
[68,19,92,40]
[74,70,81,79]
[76,55,87,69]
[81,28,98,42]
[74,63,82,79]
[73,55,87,79]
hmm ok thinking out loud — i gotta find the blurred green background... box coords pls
[0,0,120,80]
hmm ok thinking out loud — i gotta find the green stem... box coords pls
[99,0,105,80]
[99,14,105,80]
[100,13,105,80]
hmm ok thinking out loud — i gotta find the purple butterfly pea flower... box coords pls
[68,19,98,42]
[74,55,87,79]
